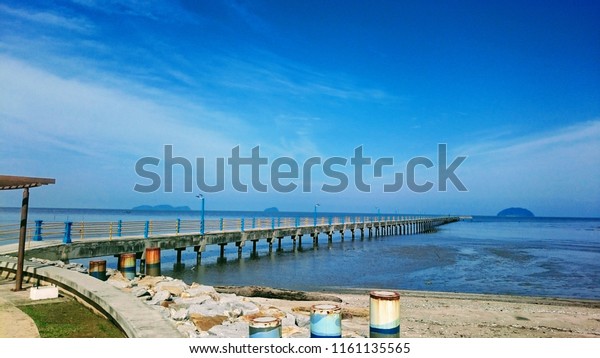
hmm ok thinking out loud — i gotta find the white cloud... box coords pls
[455,120,600,216]
[0,4,93,33]
[0,55,249,161]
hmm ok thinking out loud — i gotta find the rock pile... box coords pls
[105,270,326,338]
[29,258,88,274]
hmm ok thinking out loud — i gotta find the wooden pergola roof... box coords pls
[0,175,56,190]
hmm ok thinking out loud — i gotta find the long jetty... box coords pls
[0,215,460,268]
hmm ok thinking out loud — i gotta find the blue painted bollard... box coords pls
[249,317,282,338]
[310,304,342,338]
[33,220,43,241]
[369,291,400,338]
[118,253,137,280]
[89,260,107,281]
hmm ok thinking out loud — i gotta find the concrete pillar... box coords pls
[277,237,283,251]
[340,230,345,241]
[175,248,185,265]
[236,242,243,259]
[351,229,355,240]
[193,245,203,266]
[268,238,273,254]
[252,240,258,257]
[219,243,226,259]
[328,232,333,243]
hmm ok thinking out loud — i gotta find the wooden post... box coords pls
[14,187,29,291]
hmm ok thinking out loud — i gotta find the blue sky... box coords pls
[1,0,599,217]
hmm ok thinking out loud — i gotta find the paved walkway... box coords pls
[0,276,40,338]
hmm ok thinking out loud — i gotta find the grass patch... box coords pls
[18,298,125,338]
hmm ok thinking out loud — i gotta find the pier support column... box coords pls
[218,243,227,263]
[277,237,283,252]
[360,228,365,240]
[193,245,203,266]
[173,247,185,270]
[368,227,372,238]
[328,232,333,243]
[268,238,273,254]
[175,248,185,265]
[351,229,355,240]
[312,233,319,247]
[236,242,243,259]
[251,240,259,258]
[298,235,303,248]
[340,230,345,241]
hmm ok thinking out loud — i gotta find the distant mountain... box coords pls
[497,207,534,217]
[132,205,191,211]
[264,207,279,213]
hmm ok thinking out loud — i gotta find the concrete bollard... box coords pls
[145,247,161,276]
[249,317,282,338]
[118,253,137,280]
[89,260,107,281]
[369,291,400,338]
[310,304,342,338]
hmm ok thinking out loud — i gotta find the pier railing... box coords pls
[0,215,436,244]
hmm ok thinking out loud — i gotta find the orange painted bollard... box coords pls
[145,247,161,276]
[118,253,136,280]
[89,260,107,281]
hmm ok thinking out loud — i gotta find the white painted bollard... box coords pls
[369,291,400,338]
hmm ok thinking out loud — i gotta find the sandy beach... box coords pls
[244,289,600,338]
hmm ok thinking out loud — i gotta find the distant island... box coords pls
[264,207,279,213]
[132,205,191,211]
[497,207,535,217]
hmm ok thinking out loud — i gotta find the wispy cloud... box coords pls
[453,120,600,215]
[69,0,198,23]
[0,4,93,33]
[0,55,248,161]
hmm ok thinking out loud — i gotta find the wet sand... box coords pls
[249,290,600,338]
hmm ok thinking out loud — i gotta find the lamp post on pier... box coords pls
[196,194,205,234]
[314,203,320,227]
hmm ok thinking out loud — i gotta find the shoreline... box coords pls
[242,288,600,338]
[105,270,600,338]
[316,287,600,308]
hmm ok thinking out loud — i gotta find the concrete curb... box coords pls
[0,256,184,338]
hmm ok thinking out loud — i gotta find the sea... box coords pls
[1,207,599,300]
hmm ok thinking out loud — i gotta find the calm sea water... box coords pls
[1,208,599,299]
